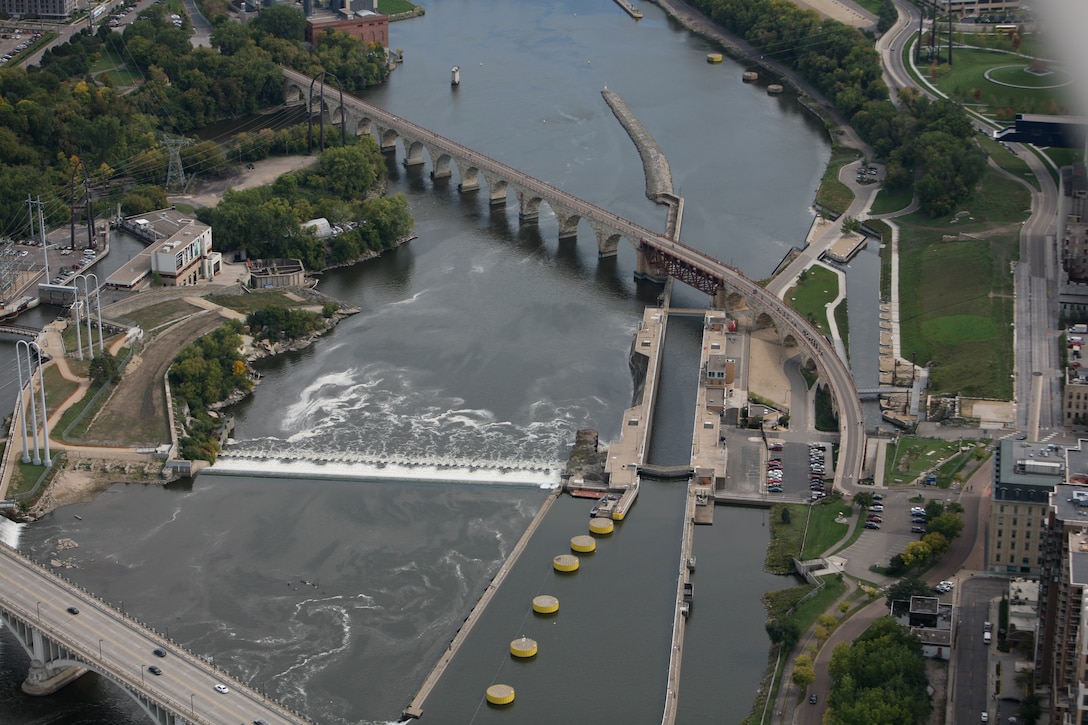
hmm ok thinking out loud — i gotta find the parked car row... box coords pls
[767,457,783,493]
[1,30,42,63]
[808,443,828,500]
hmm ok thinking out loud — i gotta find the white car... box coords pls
[869,504,884,512]
[214,684,229,694]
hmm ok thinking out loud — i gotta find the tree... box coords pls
[926,511,964,542]
[901,540,933,569]
[88,350,120,384]
[766,619,801,651]
[792,653,816,688]
[826,618,931,725]
[853,491,873,509]
[884,577,931,607]
[781,507,792,524]
[922,531,950,559]
[250,5,307,41]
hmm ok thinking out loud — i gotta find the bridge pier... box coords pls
[633,246,667,284]
[484,172,508,205]
[22,659,87,696]
[516,189,540,223]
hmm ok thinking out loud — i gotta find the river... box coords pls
[0,0,832,722]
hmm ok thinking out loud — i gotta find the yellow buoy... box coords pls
[570,535,596,553]
[589,517,614,535]
[533,595,559,614]
[553,554,580,572]
[510,636,538,658]
[706,53,723,63]
[486,683,515,705]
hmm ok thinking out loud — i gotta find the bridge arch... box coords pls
[0,610,184,724]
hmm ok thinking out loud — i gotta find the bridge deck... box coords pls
[0,543,312,725]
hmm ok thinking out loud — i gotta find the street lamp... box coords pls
[190,692,195,715]
[35,601,41,621]
[98,638,103,658]
[138,663,144,685]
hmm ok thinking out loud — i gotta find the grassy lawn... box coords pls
[206,289,310,314]
[90,43,126,73]
[116,299,204,331]
[815,146,862,215]
[100,68,144,86]
[835,299,849,361]
[55,382,106,442]
[869,187,914,216]
[42,365,81,418]
[379,0,419,13]
[927,47,1075,121]
[895,166,1025,398]
[768,498,856,571]
[801,496,855,559]
[977,134,1039,191]
[785,265,839,335]
[884,436,968,486]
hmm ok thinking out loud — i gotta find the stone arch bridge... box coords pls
[281,67,865,485]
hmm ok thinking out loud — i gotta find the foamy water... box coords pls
[0,517,21,549]
[206,456,562,488]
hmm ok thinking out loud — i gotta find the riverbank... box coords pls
[651,0,873,158]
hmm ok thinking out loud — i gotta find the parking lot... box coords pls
[0,27,43,65]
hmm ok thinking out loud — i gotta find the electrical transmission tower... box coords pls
[163,136,191,191]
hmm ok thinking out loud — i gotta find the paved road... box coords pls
[0,542,310,725]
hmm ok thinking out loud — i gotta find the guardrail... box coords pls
[0,544,316,724]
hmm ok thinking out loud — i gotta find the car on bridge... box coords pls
[214,683,230,694]
[153,647,166,657]
[148,665,162,676]
[66,606,79,615]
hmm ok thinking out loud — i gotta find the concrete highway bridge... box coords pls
[0,542,313,725]
[282,66,866,490]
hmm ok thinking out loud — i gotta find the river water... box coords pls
[0,0,832,722]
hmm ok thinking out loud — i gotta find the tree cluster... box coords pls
[209,5,392,94]
[88,350,121,385]
[169,320,252,462]
[246,305,323,342]
[199,141,413,268]
[826,617,932,724]
[893,499,965,570]
[688,0,987,216]
[0,1,395,239]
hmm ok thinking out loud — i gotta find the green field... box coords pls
[884,436,966,485]
[785,265,839,336]
[928,47,1075,122]
[894,165,1027,397]
[815,146,862,216]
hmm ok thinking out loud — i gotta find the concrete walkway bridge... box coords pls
[0,323,42,339]
[0,542,313,725]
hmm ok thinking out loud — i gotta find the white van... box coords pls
[983,631,992,644]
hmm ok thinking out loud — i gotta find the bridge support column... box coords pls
[22,660,87,696]
[481,173,506,205]
[633,246,667,284]
[712,287,730,310]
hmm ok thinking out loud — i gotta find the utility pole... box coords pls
[163,136,190,191]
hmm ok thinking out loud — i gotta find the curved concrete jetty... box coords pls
[602,88,675,203]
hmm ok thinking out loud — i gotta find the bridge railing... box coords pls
[0,596,221,725]
[0,545,317,724]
